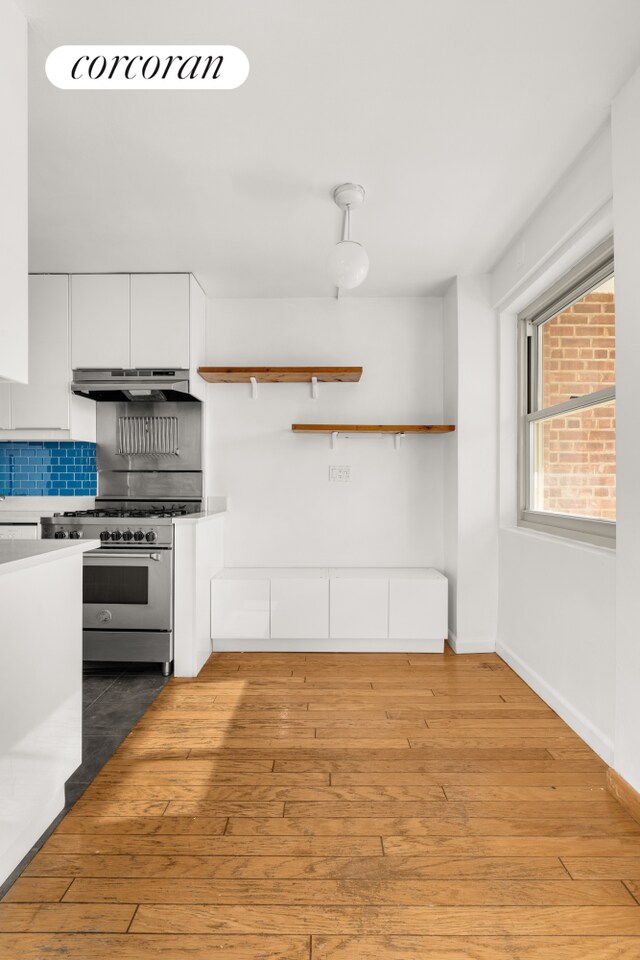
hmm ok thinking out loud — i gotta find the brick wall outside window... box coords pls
[538,288,615,520]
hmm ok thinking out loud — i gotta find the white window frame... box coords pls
[517,238,615,548]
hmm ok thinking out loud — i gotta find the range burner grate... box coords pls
[60,505,192,519]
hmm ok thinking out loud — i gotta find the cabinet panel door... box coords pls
[11,276,70,429]
[211,579,270,640]
[389,578,448,640]
[71,274,130,368]
[130,274,190,368]
[0,0,27,383]
[0,385,11,429]
[0,524,38,539]
[330,578,388,639]
[271,579,329,639]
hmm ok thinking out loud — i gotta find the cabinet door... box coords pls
[211,579,270,640]
[0,524,38,539]
[71,274,130,368]
[130,274,190,368]
[0,0,27,383]
[330,578,388,639]
[0,385,11,428]
[389,577,448,640]
[11,276,70,429]
[271,579,329,639]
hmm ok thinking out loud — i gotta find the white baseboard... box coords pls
[447,631,497,654]
[496,639,614,765]
[211,638,444,653]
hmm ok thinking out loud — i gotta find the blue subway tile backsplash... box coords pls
[0,442,97,496]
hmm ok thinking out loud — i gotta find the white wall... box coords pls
[498,529,615,761]
[443,283,459,636]
[443,276,499,652]
[491,126,617,764]
[612,67,640,792]
[206,297,445,568]
[0,0,27,384]
[492,124,613,309]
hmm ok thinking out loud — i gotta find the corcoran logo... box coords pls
[46,45,249,90]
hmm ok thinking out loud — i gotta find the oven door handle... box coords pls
[84,551,163,561]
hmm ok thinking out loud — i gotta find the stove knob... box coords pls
[69,530,83,540]
[122,530,133,542]
[133,530,145,541]
[99,530,111,542]
[145,530,157,542]
[54,530,67,539]
[111,530,122,541]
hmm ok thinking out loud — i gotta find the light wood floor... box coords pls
[3,649,640,958]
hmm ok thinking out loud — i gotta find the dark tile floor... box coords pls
[0,662,169,898]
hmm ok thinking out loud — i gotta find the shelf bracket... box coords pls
[330,431,339,451]
[394,432,405,451]
[249,376,258,400]
[311,376,318,400]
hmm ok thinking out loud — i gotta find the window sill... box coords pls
[517,513,616,551]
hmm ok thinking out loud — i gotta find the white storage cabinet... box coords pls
[0,0,27,384]
[329,573,388,640]
[211,573,270,640]
[211,568,447,651]
[71,274,130,369]
[130,274,190,369]
[271,575,329,639]
[0,523,38,540]
[71,273,192,371]
[0,276,95,440]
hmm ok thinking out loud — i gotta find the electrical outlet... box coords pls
[329,465,351,482]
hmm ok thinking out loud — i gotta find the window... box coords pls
[518,239,615,546]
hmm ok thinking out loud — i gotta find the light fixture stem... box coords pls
[342,204,351,242]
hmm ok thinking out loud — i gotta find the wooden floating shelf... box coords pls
[291,424,456,433]
[198,366,363,383]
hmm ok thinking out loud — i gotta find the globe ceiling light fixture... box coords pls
[328,183,369,295]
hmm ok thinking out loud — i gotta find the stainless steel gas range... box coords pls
[42,384,203,676]
[42,503,202,676]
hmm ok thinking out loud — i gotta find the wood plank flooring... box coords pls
[3,649,640,958]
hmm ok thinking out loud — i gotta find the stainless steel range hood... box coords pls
[71,369,200,402]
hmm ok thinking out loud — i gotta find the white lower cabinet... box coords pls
[271,578,329,639]
[0,524,38,540]
[210,568,448,649]
[211,578,270,640]
[330,577,388,639]
[389,574,448,640]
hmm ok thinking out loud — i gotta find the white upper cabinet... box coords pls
[130,274,190,369]
[11,276,71,429]
[70,273,193,370]
[0,0,27,383]
[0,275,96,440]
[0,272,203,439]
[71,275,130,369]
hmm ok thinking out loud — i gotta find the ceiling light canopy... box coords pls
[328,183,369,292]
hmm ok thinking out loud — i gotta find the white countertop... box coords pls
[0,512,46,523]
[172,506,227,525]
[213,566,446,579]
[0,539,100,576]
[0,496,228,525]
[0,497,96,518]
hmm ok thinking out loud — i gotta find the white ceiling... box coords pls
[17,0,640,297]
